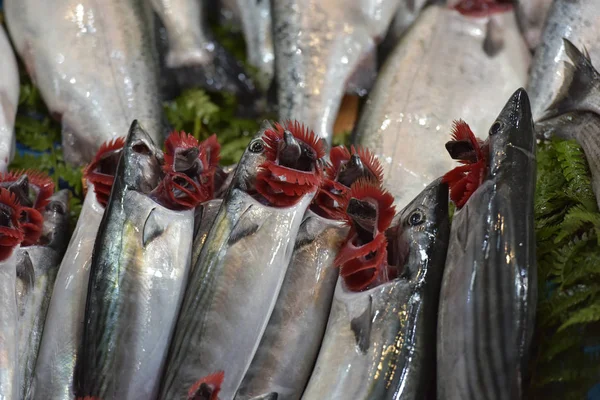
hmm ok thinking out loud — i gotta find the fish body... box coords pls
[0,247,20,400]
[4,0,163,166]
[272,0,400,145]
[16,190,70,399]
[0,25,19,173]
[515,0,553,51]
[526,0,600,121]
[354,4,530,209]
[191,198,223,270]
[236,210,347,400]
[159,133,319,399]
[30,188,104,400]
[437,88,537,399]
[301,179,449,400]
[379,0,428,57]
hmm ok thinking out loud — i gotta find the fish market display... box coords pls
[536,39,600,210]
[237,146,384,400]
[515,0,553,51]
[437,88,537,399]
[159,121,326,399]
[354,1,530,208]
[272,0,400,145]
[4,0,164,166]
[526,0,600,121]
[30,139,125,400]
[302,177,449,399]
[0,26,19,174]
[16,189,70,400]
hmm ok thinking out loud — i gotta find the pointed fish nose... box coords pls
[279,130,302,166]
[348,154,363,168]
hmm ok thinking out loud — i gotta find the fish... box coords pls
[354,1,530,209]
[29,138,124,400]
[514,0,553,52]
[301,178,450,400]
[76,124,215,399]
[535,39,600,210]
[236,146,383,400]
[437,88,537,399]
[526,0,600,121]
[0,26,19,173]
[159,121,326,399]
[272,0,400,145]
[4,0,164,166]
[16,190,70,400]
[379,0,429,58]
[0,189,26,400]
[149,0,257,96]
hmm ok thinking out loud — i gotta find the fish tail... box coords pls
[188,370,224,400]
[543,38,600,119]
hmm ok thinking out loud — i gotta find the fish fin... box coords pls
[543,38,600,119]
[188,370,224,400]
[247,393,279,400]
[228,205,260,246]
[142,207,165,247]
[482,17,505,57]
[350,294,373,353]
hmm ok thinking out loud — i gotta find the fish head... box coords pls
[488,88,535,182]
[39,189,70,251]
[230,132,269,194]
[118,120,163,195]
[390,178,450,279]
[84,137,126,207]
[0,188,24,261]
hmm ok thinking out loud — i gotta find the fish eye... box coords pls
[249,139,265,153]
[490,120,503,136]
[47,202,66,215]
[408,210,425,226]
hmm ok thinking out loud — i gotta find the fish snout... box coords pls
[278,130,302,167]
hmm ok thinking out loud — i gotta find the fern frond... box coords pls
[558,304,600,332]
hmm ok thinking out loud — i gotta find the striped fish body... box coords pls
[0,247,19,400]
[191,199,223,270]
[30,188,104,400]
[236,210,346,400]
[437,88,537,400]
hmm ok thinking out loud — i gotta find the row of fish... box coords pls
[0,85,536,399]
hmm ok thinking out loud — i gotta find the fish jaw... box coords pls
[0,247,20,399]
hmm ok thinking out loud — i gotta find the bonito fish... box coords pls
[354,1,530,209]
[30,139,125,400]
[526,0,600,121]
[236,146,384,400]
[437,88,537,399]
[4,0,164,166]
[0,26,19,173]
[272,0,400,145]
[302,177,449,399]
[16,190,70,399]
[159,121,326,399]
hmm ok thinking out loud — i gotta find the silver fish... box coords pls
[379,0,429,58]
[437,88,537,399]
[301,178,450,400]
[515,0,553,52]
[4,0,163,166]
[272,0,400,145]
[191,198,223,271]
[159,130,321,399]
[0,25,19,173]
[76,121,199,400]
[0,247,20,400]
[526,0,600,121]
[30,186,105,400]
[354,4,530,209]
[16,190,70,399]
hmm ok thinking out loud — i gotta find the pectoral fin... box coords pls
[142,208,165,247]
[351,294,373,354]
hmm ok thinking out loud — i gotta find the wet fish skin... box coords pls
[30,187,105,400]
[76,121,165,399]
[515,0,553,51]
[526,0,600,121]
[379,0,429,58]
[236,210,347,400]
[191,199,223,270]
[16,190,71,399]
[272,0,400,145]
[159,135,317,399]
[301,178,450,400]
[354,4,529,210]
[0,247,20,400]
[437,88,537,400]
[0,25,19,173]
[4,0,164,166]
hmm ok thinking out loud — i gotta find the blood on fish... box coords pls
[453,0,513,17]
[255,121,326,207]
[188,370,224,400]
[442,120,489,208]
[334,180,396,291]
[84,137,126,207]
[0,188,24,261]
